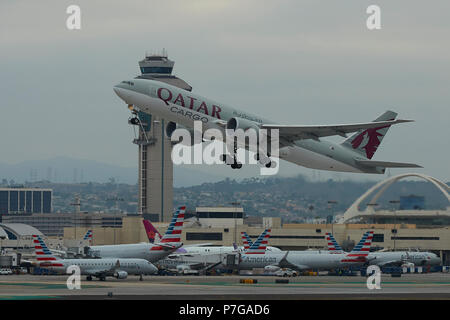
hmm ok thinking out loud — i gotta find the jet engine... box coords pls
[226,117,260,132]
[165,121,201,146]
[226,117,277,168]
[114,271,128,279]
[264,265,281,273]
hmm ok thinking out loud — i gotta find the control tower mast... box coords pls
[130,50,191,222]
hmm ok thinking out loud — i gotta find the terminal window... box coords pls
[0,191,8,214]
[26,191,32,213]
[186,232,223,241]
[197,212,243,219]
[249,235,325,240]
[391,236,439,241]
[372,234,384,242]
[10,191,18,212]
[33,191,41,213]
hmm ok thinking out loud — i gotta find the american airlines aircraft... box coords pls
[86,206,185,263]
[152,228,280,273]
[143,220,281,255]
[113,79,421,173]
[326,233,441,267]
[239,230,374,272]
[33,235,158,281]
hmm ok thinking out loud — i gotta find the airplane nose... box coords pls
[113,86,131,102]
[149,262,158,274]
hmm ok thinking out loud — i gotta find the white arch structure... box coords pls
[342,173,450,223]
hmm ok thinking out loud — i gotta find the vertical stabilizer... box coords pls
[342,111,397,159]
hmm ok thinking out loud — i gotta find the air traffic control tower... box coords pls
[130,51,192,222]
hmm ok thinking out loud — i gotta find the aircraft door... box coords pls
[224,253,240,267]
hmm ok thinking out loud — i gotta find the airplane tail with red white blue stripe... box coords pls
[159,206,185,244]
[83,230,93,241]
[241,232,253,250]
[32,235,63,267]
[325,232,344,253]
[349,231,374,255]
[341,231,374,263]
[245,229,271,254]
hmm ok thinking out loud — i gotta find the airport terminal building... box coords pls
[0,187,52,215]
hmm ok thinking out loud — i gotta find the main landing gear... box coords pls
[255,153,275,169]
[220,144,276,170]
[220,142,242,169]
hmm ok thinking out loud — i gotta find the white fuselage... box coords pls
[41,258,158,276]
[367,251,440,267]
[239,251,365,271]
[181,245,281,255]
[113,83,364,173]
[157,246,281,270]
[87,243,173,263]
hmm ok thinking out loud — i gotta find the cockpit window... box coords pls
[121,81,134,86]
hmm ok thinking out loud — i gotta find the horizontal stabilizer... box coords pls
[355,159,423,168]
[261,119,413,141]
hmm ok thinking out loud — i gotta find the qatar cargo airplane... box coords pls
[86,206,185,263]
[113,79,421,173]
[326,233,440,267]
[33,235,158,281]
[239,230,374,271]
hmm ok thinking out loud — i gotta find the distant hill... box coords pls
[0,157,227,187]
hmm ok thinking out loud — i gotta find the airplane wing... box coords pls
[261,119,413,142]
[154,243,183,251]
[276,252,310,271]
[85,269,110,276]
[183,243,215,247]
[86,260,121,277]
[167,253,197,258]
[354,159,422,168]
[49,249,67,255]
[376,260,405,267]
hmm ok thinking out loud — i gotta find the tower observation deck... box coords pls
[130,50,191,222]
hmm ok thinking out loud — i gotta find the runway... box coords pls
[1,273,450,299]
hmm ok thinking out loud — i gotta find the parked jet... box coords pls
[155,230,277,274]
[142,220,162,243]
[239,230,374,272]
[49,229,94,258]
[142,220,281,254]
[86,206,185,263]
[32,235,158,281]
[113,79,421,173]
[326,233,440,267]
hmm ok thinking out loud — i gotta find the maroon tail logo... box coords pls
[351,125,390,159]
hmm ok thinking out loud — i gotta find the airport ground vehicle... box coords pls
[0,268,13,275]
[274,268,298,277]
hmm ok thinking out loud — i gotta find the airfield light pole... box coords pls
[389,200,400,251]
[107,196,124,245]
[327,200,338,235]
[70,195,81,240]
[230,202,240,245]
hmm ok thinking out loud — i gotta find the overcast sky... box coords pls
[1,0,449,182]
